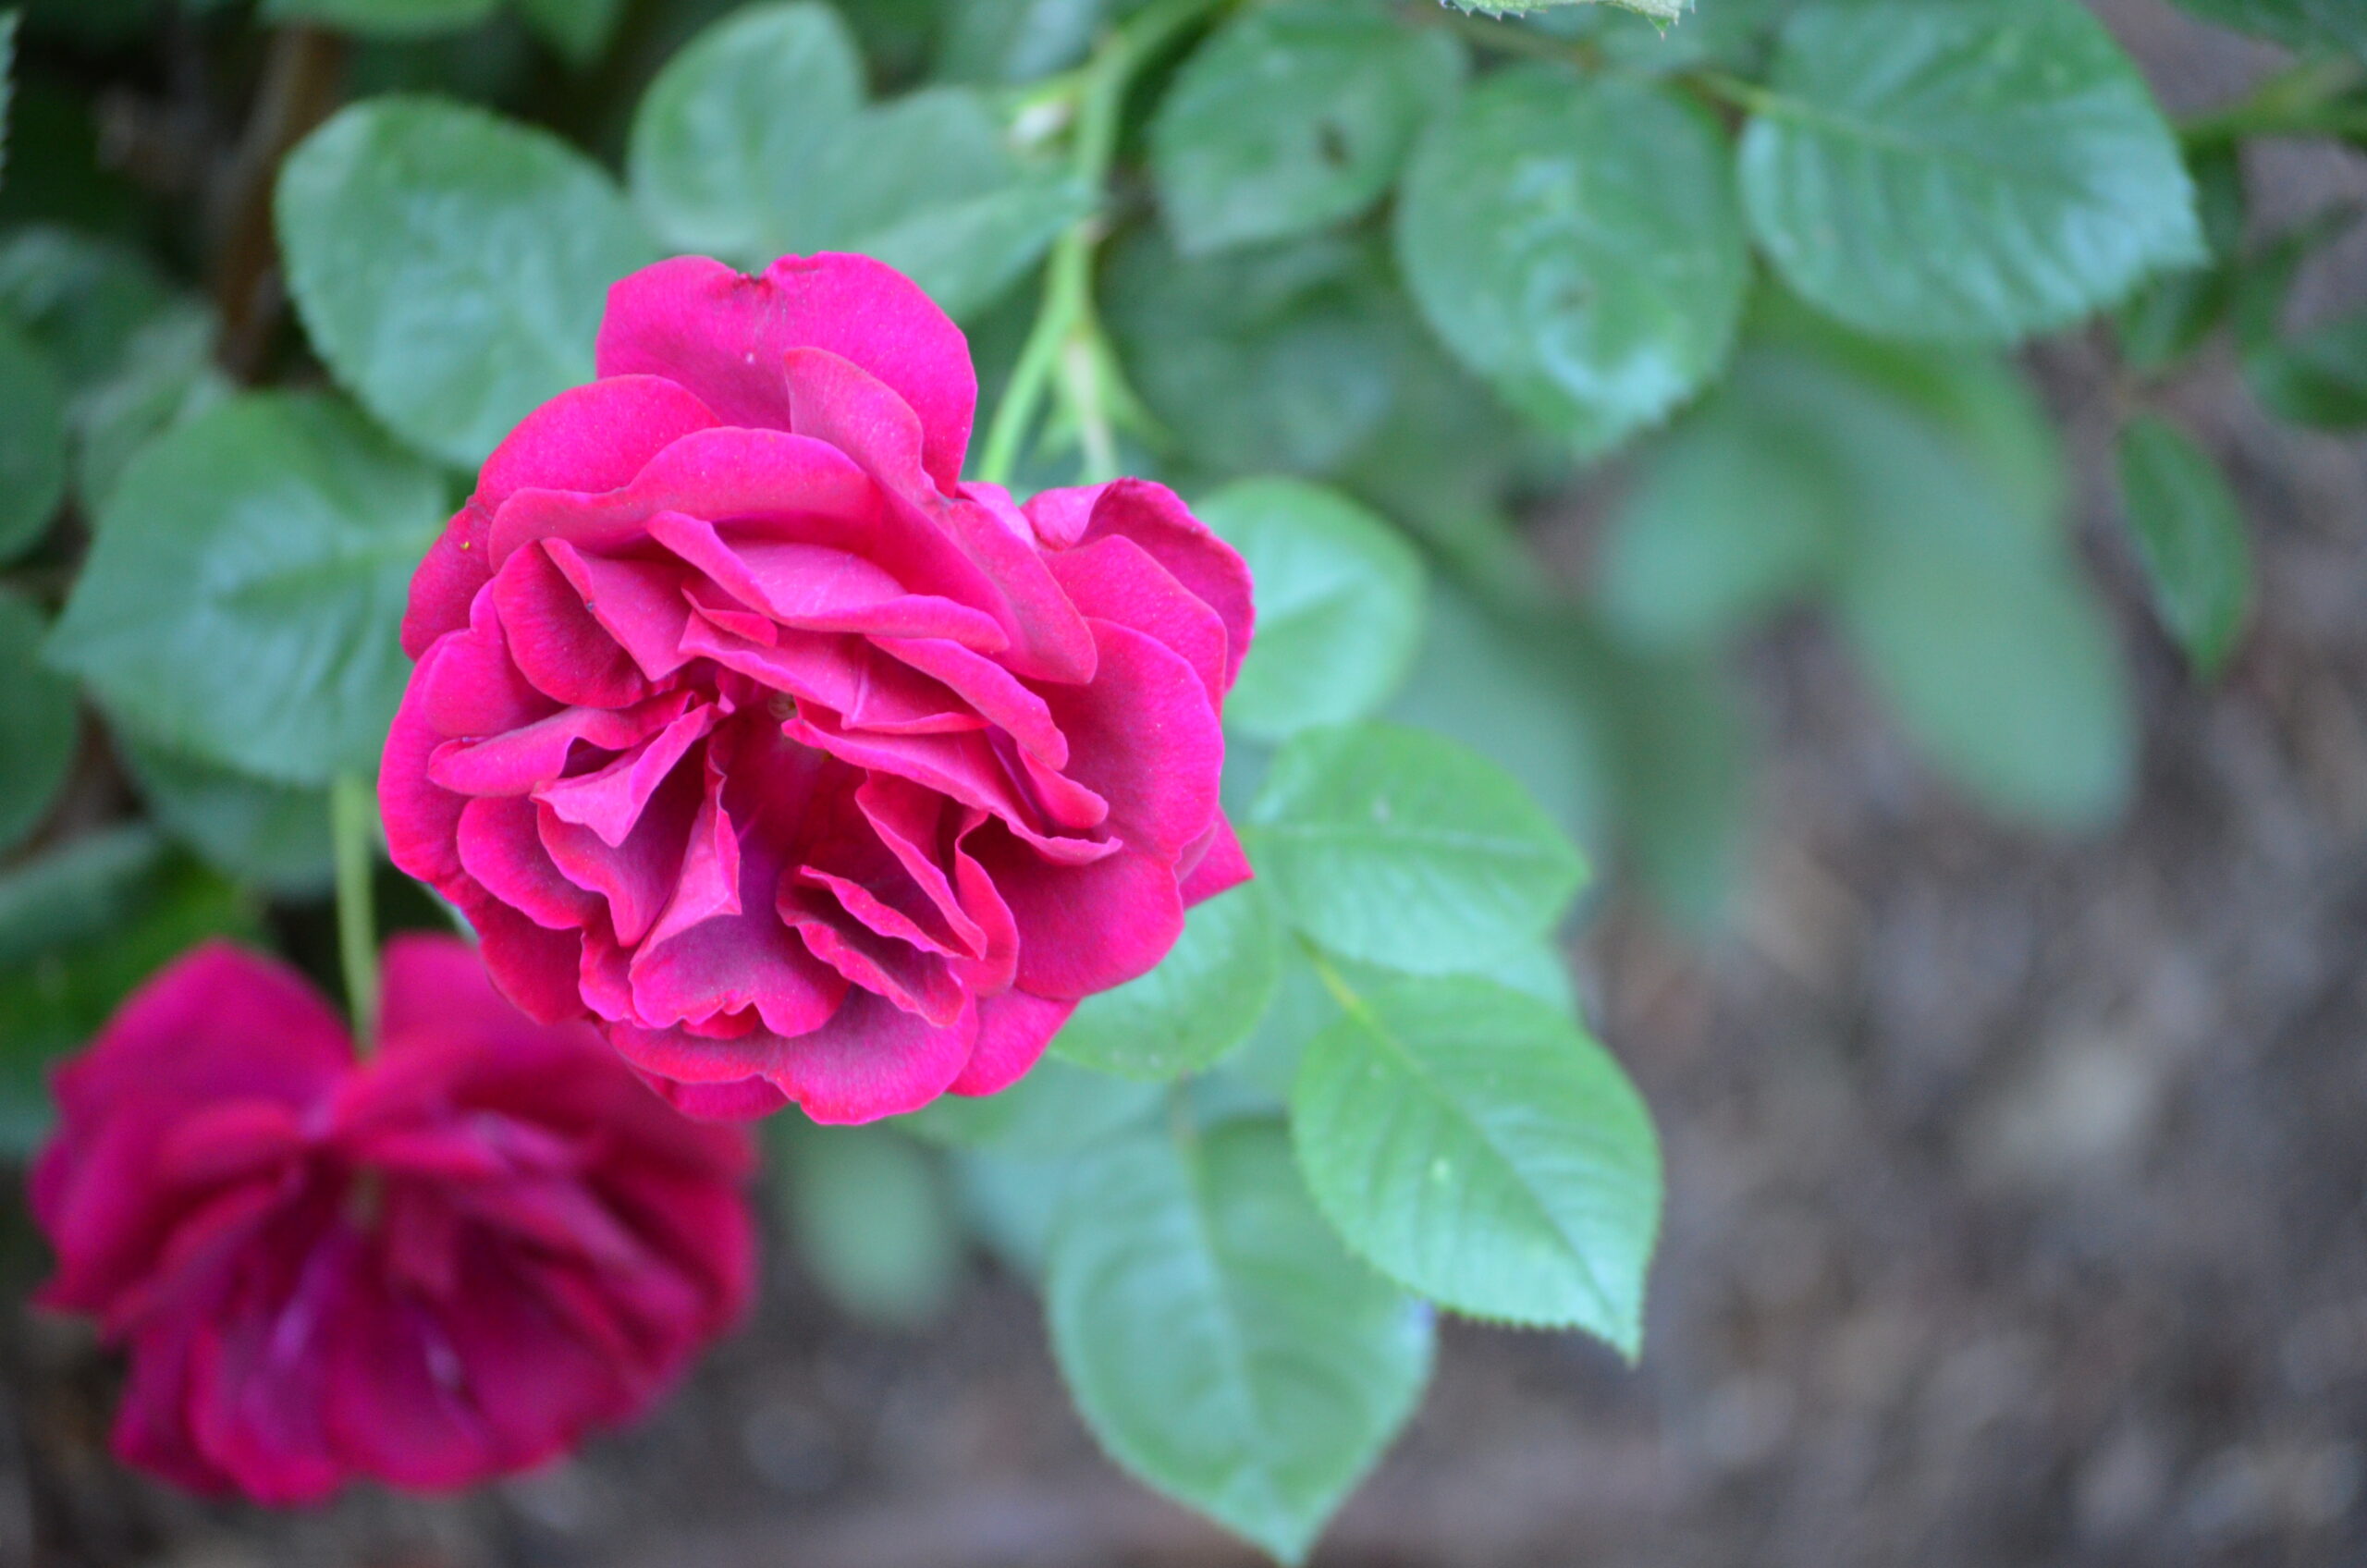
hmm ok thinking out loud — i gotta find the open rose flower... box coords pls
[382,253,1254,1122]
[31,937,754,1504]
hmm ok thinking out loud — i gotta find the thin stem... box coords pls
[972,0,1230,489]
[210,24,347,381]
[331,775,380,1053]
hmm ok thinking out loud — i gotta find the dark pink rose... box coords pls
[30,936,755,1504]
[380,253,1254,1122]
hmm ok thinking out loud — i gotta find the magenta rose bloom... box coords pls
[31,937,755,1504]
[380,253,1254,1122]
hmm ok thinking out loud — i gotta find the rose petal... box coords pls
[946,990,1074,1097]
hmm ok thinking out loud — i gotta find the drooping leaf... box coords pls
[897,1057,1161,1156]
[1250,720,1587,974]
[629,5,1076,320]
[0,314,64,561]
[1396,65,1748,455]
[2246,308,2367,430]
[775,1121,962,1328]
[2116,415,2252,677]
[47,392,446,786]
[1104,229,1415,478]
[1291,975,1661,1349]
[277,96,656,467]
[1199,477,1428,741]
[1053,881,1282,1081]
[1738,0,2202,343]
[1152,5,1464,255]
[116,728,335,895]
[1048,1120,1433,1564]
[0,585,75,852]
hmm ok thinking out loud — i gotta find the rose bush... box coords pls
[381,253,1254,1123]
[31,935,754,1503]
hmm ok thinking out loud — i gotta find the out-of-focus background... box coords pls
[4,0,2365,1563]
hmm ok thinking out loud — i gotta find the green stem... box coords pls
[973,0,1230,488]
[2182,55,2366,150]
[331,775,380,1053]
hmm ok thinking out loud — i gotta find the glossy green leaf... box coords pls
[2246,309,2367,430]
[1291,975,1660,1348]
[262,0,497,35]
[1739,0,2202,344]
[1048,1120,1433,1564]
[48,392,445,786]
[514,0,625,63]
[1396,65,1748,455]
[1152,5,1462,255]
[0,849,258,1156]
[0,313,64,560]
[1199,477,1427,741]
[278,97,656,467]
[629,6,1073,320]
[1053,881,1282,1081]
[1106,229,1414,479]
[0,586,75,852]
[627,3,865,262]
[2171,0,2367,60]
[117,728,335,894]
[897,1056,1160,1156]
[776,1121,961,1328]
[1251,720,1587,974]
[2116,415,2251,678]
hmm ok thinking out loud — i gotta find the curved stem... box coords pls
[331,774,380,1053]
[2182,55,2366,151]
[973,0,1230,488]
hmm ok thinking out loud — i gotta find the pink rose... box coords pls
[31,937,755,1504]
[381,253,1254,1122]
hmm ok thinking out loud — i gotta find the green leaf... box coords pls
[1048,1120,1433,1564]
[1738,0,2202,344]
[0,585,75,852]
[775,1121,961,1328]
[0,312,64,560]
[513,0,625,63]
[950,1147,1078,1280]
[934,0,1107,84]
[0,850,258,1157]
[1105,229,1413,478]
[897,1057,1160,1156]
[2170,0,2367,61]
[1152,5,1463,256]
[1291,975,1661,1348]
[1198,477,1428,741]
[0,826,166,966]
[0,225,171,398]
[116,728,335,895]
[1834,455,2134,827]
[1598,359,1841,648]
[1250,720,1587,974]
[2246,309,2367,430]
[277,96,656,468]
[2,11,18,187]
[261,0,498,35]
[48,392,446,786]
[1053,881,1282,1081]
[1396,65,1748,456]
[628,6,1071,320]
[2116,415,2251,678]
[1444,0,1687,18]
[71,302,228,515]
[627,3,865,263]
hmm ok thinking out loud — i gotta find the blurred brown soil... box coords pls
[6,4,2367,1565]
